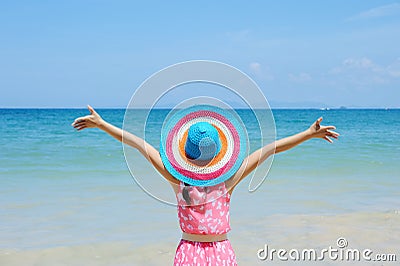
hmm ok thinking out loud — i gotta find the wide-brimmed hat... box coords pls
[159,105,248,186]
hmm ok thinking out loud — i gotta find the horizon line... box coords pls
[0,106,399,110]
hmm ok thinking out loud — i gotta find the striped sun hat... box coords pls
[159,105,248,187]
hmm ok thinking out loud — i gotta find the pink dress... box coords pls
[174,182,237,266]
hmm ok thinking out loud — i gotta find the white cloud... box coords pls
[249,62,261,73]
[347,3,400,21]
[329,57,400,86]
[343,58,375,68]
[248,62,274,80]
[387,58,400,77]
[331,57,384,74]
[288,72,312,82]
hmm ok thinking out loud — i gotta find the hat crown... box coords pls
[185,122,221,161]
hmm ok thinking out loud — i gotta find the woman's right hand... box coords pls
[307,117,339,143]
[71,105,104,131]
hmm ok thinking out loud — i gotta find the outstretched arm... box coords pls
[227,117,339,189]
[72,105,178,185]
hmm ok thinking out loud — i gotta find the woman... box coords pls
[72,105,339,265]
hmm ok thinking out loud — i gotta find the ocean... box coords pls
[0,108,399,265]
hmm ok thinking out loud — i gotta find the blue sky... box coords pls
[1,1,399,108]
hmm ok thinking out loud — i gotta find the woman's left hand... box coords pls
[308,117,339,143]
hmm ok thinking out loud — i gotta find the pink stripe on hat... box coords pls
[165,110,240,181]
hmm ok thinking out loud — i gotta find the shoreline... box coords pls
[1,210,398,265]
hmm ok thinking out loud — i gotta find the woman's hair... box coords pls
[182,182,191,205]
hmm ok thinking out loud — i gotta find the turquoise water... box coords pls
[0,108,399,264]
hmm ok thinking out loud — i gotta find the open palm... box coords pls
[309,117,339,143]
[71,105,104,131]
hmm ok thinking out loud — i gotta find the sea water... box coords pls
[0,108,399,265]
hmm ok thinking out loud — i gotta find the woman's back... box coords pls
[176,182,231,235]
